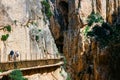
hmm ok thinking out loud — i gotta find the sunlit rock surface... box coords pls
[25,67,67,80]
[0,0,58,62]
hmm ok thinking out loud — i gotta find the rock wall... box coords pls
[64,0,120,80]
[0,0,58,62]
[25,67,67,80]
[0,0,119,80]
[50,0,120,80]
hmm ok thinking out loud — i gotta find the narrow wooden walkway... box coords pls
[0,61,63,76]
[0,56,64,78]
[0,56,64,70]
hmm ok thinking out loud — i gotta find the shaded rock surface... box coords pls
[49,0,120,80]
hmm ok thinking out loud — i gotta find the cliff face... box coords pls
[50,0,120,80]
[0,1,69,80]
[0,0,58,62]
[0,0,120,80]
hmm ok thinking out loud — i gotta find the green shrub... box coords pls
[86,23,110,48]
[84,12,120,49]
[0,25,11,41]
[46,9,53,19]
[84,12,104,36]
[84,12,112,48]
[9,70,27,80]
[84,25,90,36]
[36,35,39,41]
[4,25,11,32]
[1,34,9,41]
[87,12,104,26]
[41,0,50,9]
[41,0,53,19]
[86,19,120,48]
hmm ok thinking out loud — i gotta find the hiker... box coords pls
[14,51,19,60]
[15,51,19,57]
[9,50,14,61]
[8,50,20,61]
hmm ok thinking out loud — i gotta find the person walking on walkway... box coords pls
[9,50,14,61]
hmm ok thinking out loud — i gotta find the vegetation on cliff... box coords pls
[9,70,27,80]
[0,25,11,41]
[1,34,9,41]
[84,12,120,48]
[41,0,52,19]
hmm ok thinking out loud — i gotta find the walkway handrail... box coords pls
[0,61,63,76]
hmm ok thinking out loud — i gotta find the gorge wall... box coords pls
[50,0,120,80]
[0,0,120,80]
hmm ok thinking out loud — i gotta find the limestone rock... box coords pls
[0,0,58,62]
[25,67,67,80]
